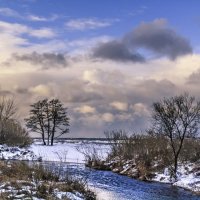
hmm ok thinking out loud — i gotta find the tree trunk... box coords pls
[42,133,46,145]
[51,134,54,146]
[51,114,56,146]
[47,135,49,145]
[51,131,54,146]
[173,155,178,180]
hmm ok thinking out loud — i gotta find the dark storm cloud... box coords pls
[92,19,192,62]
[126,19,192,59]
[93,40,145,62]
[13,52,68,69]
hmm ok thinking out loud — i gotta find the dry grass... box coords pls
[0,161,96,200]
[105,131,200,173]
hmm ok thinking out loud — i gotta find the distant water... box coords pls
[44,162,200,200]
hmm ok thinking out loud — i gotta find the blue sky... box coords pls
[0,0,199,46]
[0,1,200,137]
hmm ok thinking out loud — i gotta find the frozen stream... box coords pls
[42,162,200,200]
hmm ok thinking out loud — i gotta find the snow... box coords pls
[0,139,110,163]
[54,189,84,200]
[90,187,120,200]
[0,182,85,200]
[30,142,84,163]
[30,140,110,163]
[0,145,39,161]
[152,163,200,193]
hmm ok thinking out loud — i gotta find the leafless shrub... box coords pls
[105,131,169,162]
[0,119,32,147]
[105,130,173,172]
[77,142,106,169]
[0,97,32,147]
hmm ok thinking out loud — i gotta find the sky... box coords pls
[0,0,200,137]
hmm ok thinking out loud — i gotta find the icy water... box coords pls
[44,162,200,200]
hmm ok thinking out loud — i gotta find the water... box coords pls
[44,162,200,200]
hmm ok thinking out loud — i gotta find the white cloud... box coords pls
[28,15,48,21]
[30,28,56,38]
[75,105,96,114]
[0,7,20,17]
[29,84,52,96]
[0,21,28,35]
[0,20,56,38]
[65,18,112,31]
[0,7,58,22]
[83,70,99,84]
[102,113,114,122]
[110,101,128,111]
[131,103,150,117]
[27,14,58,22]
[83,69,125,86]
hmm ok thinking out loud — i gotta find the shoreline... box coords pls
[86,158,200,195]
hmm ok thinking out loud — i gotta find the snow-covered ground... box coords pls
[30,140,110,163]
[0,139,110,163]
[153,162,200,193]
[0,182,85,200]
[0,145,39,161]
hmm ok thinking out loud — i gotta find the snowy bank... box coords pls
[0,145,39,161]
[93,158,200,194]
[153,162,200,193]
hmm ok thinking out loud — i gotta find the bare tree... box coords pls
[0,97,17,139]
[25,99,47,145]
[25,98,69,145]
[48,99,70,145]
[149,93,200,179]
[0,97,16,121]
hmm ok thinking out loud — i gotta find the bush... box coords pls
[180,138,200,162]
[105,131,170,165]
[0,97,32,147]
[0,119,32,147]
